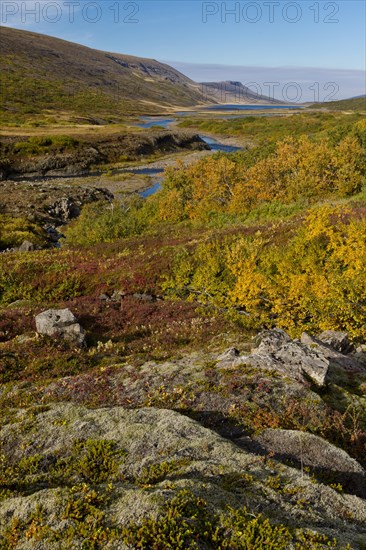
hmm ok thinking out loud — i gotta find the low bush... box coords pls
[0,215,48,250]
[13,135,79,156]
[151,131,365,223]
[64,197,147,246]
[163,204,366,340]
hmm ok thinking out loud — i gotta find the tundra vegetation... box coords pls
[0,110,366,548]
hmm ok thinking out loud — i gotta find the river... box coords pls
[135,117,243,197]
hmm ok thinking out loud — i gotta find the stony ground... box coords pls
[1,324,365,548]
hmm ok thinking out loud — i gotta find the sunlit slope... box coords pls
[311,96,366,112]
[0,27,209,123]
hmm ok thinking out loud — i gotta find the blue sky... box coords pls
[2,1,365,100]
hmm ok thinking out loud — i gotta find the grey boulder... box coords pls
[35,308,85,347]
[255,428,366,498]
[252,329,330,386]
[317,330,353,353]
[301,332,365,375]
[17,240,36,252]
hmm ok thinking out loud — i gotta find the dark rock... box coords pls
[111,290,127,302]
[133,293,156,302]
[0,160,10,180]
[48,197,80,223]
[45,225,63,243]
[0,180,113,245]
[1,132,208,180]
[217,348,240,361]
[216,347,249,369]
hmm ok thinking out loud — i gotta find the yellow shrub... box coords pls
[156,130,365,222]
[165,205,366,339]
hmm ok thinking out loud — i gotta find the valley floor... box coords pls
[1,107,365,549]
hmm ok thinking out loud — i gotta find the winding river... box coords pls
[136,116,243,197]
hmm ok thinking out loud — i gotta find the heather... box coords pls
[1,109,366,549]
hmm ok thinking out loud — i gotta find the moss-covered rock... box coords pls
[0,404,365,548]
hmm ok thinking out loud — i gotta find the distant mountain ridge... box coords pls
[200,80,284,104]
[0,27,292,125]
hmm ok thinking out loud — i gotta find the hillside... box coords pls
[0,27,210,124]
[311,95,366,112]
[1,25,366,549]
[1,109,366,548]
[200,80,284,104]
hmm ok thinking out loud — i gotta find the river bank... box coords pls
[0,129,208,181]
[0,125,244,250]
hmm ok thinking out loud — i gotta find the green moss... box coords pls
[219,472,254,492]
[52,439,126,485]
[121,490,294,549]
[121,489,218,549]
[0,485,116,549]
[0,451,44,493]
[136,459,190,486]
[0,438,126,495]
[218,507,292,549]
[295,530,349,549]
[13,135,79,156]
[0,482,351,549]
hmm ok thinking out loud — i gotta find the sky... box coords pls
[1,0,365,101]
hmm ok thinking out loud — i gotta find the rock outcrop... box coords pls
[0,131,209,180]
[250,329,330,386]
[35,309,85,347]
[255,428,366,498]
[317,330,353,353]
[0,404,365,549]
[301,332,364,376]
[2,321,365,548]
[17,240,36,252]
[0,181,113,250]
[0,181,113,227]
[217,329,366,387]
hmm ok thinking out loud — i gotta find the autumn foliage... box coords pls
[164,205,366,339]
[58,120,366,340]
[151,126,365,222]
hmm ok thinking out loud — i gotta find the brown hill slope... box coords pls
[0,27,209,124]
